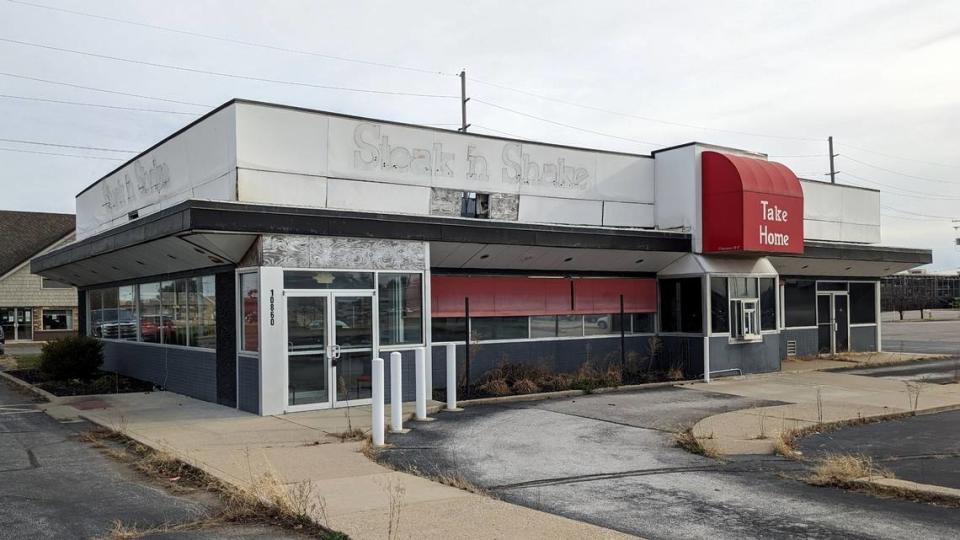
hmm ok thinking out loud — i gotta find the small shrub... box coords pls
[478,378,511,396]
[808,454,891,486]
[39,336,103,380]
[511,378,540,395]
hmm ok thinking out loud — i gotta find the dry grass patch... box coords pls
[79,428,345,539]
[674,429,720,459]
[807,453,892,487]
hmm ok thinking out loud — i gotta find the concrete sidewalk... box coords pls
[687,371,960,454]
[46,392,630,540]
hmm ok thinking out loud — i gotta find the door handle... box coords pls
[331,344,342,359]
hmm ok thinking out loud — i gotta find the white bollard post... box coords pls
[371,357,385,446]
[425,347,433,399]
[415,347,429,420]
[390,351,403,432]
[445,343,460,411]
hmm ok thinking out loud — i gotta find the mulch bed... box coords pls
[7,369,155,397]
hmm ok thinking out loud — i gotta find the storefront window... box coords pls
[283,271,374,290]
[530,315,557,338]
[88,289,103,337]
[471,317,529,341]
[631,313,655,333]
[118,285,138,341]
[100,287,119,339]
[42,309,72,330]
[584,314,622,335]
[759,278,777,330]
[557,315,583,337]
[160,280,187,346]
[432,317,465,342]
[784,279,816,327]
[240,273,259,353]
[660,278,702,333]
[191,275,217,348]
[139,282,161,344]
[378,273,422,346]
[710,277,729,333]
[850,282,877,324]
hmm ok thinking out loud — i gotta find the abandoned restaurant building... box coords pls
[32,99,931,415]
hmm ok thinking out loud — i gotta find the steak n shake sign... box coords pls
[700,150,804,255]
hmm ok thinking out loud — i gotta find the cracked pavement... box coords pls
[379,386,960,539]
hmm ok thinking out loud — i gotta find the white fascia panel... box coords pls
[518,195,603,226]
[326,178,430,215]
[602,201,655,228]
[238,168,328,208]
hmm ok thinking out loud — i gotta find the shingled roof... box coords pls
[0,210,75,277]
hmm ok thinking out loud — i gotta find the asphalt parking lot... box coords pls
[836,357,960,384]
[798,409,960,490]
[0,379,300,539]
[380,387,960,540]
[882,319,960,354]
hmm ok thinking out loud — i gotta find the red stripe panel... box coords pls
[574,278,657,314]
[431,276,570,317]
[430,276,656,317]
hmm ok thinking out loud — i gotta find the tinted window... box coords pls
[850,282,877,324]
[631,313,655,333]
[471,317,529,341]
[432,317,466,342]
[784,279,816,327]
[378,273,423,346]
[759,278,777,330]
[660,278,702,333]
[710,277,729,333]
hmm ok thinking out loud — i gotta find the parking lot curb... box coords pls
[853,477,960,507]
[0,370,59,403]
[458,379,693,406]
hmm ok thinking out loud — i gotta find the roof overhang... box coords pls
[769,241,932,277]
[32,200,692,287]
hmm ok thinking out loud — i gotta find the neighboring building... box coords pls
[0,211,77,342]
[882,270,960,311]
[33,99,931,415]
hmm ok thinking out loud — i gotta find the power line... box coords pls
[0,137,135,153]
[881,205,957,221]
[0,93,199,115]
[0,146,124,160]
[840,142,960,170]
[473,98,663,147]
[0,37,459,99]
[472,123,532,140]
[0,72,213,107]
[841,154,959,185]
[471,76,822,142]
[5,0,457,77]
[840,171,960,200]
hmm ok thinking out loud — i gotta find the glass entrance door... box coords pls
[332,294,374,406]
[285,293,375,410]
[0,308,32,341]
[817,293,850,355]
[286,296,329,407]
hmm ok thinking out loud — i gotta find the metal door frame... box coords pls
[817,292,850,355]
[283,290,377,412]
[330,290,376,408]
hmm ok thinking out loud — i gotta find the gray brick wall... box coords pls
[237,354,260,414]
[102,341,218,403]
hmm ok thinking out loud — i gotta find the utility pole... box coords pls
[459,70,470,132]
[828,136,837,184]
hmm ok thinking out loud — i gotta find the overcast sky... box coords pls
[1,0,958,269]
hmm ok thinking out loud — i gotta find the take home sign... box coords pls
[701,151,804,254]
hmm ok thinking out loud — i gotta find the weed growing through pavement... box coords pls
[904,380,923,411]
[674,429,720,459]
[807,453,892,487]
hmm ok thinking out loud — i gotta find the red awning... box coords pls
[701,151,804,254]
